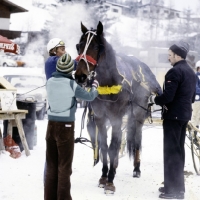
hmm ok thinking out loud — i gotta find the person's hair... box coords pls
[197,67,200,72]
[49,47,56,56]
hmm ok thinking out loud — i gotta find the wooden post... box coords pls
[14,114,30,156]
[0,110,30,156]
[7,120,13,137]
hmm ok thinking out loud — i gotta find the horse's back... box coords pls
[116,53,162,95]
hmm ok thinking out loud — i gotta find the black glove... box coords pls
[92,79,99,89]
[148,94,156,106]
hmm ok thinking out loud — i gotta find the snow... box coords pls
[2,1,200,198]
[0,108,200,200]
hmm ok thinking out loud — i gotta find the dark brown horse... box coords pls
[75,21,162,194]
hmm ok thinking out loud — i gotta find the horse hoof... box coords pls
[98,177,107,188]
[104,182,115,194]
[133,171,141,178]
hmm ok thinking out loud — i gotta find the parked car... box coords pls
[3,73,47,120]
[0,54,17,67]
[9,55,26,67]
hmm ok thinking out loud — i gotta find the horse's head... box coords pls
[75,21,104,85]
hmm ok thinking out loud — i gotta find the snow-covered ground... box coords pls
[0,108,200,200]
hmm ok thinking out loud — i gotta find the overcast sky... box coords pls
[165,0,199,11]
[10,0,199,11]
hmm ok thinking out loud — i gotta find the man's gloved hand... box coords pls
[92,79,99,89]
[148,94,156,106]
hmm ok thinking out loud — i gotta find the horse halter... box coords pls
[76,30,98,80]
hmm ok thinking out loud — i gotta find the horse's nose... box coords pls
[75,74,87,84]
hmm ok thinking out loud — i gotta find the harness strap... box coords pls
[74,101,93,149]
[76,54,97,66]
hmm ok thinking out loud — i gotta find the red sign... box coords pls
[0,35,20,54]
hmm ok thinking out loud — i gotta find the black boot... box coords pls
[159,192,184,199]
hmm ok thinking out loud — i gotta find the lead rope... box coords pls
[6,84,46,112]
[74,101,93,149]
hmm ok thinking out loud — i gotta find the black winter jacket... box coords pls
[155,60,196,121]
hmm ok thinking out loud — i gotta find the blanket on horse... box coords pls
[116,54,156,93]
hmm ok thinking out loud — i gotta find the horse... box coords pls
[75,21,162,194]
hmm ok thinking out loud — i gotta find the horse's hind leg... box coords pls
[127,116,143,178]
[133,148,141,178]
[132,120,144,178]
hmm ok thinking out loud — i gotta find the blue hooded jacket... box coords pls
[45,56,77,80]
[46,71,98,122]
[45,56,59,80]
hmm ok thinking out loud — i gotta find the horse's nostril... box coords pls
[81,76,85,82]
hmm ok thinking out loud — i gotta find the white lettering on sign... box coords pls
[0,43,15,50]
[0,91,17,111]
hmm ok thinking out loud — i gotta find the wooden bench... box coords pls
[0,110,30,156]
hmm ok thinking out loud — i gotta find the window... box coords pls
[158,54,168,63]
[112,8,119,13]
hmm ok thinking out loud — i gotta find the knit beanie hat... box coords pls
[56,53,74,74]
[169,40,189,59]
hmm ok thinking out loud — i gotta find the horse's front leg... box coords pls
[95,117,109,188]
[105,120,122,194]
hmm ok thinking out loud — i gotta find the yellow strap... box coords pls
[94,126,98,160]
[97,85,122,95]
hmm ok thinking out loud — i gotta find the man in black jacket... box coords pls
[148,40,196,199]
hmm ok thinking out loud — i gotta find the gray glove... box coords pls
[92,79,99,89]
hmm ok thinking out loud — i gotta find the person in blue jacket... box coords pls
[148,40,196,199]
[45,38,66,80]
[45,38,77,80]
[44,53,99,200]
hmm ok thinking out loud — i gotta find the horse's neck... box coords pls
[96,40,122,86]
[97,57,122,86]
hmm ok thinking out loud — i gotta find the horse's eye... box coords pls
[94,45,99,51]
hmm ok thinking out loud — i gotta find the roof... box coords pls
[105,1,130,9]
[139,4,181,12]
[1,0,28,13]
[0,30,21,39]
[0,77,17,91]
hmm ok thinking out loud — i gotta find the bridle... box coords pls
[76,30,99,80]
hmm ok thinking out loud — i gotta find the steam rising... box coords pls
[48,3,97,58]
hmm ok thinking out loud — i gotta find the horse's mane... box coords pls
[98,32,116,68]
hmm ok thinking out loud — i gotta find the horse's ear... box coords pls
[97,21,103,35]
[81,22,88,34]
